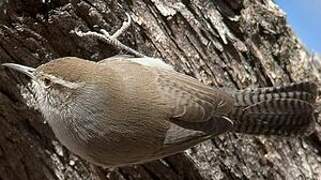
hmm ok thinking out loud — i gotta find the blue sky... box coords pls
[276,0,321,53]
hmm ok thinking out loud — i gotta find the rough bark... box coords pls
[0,0,320,179]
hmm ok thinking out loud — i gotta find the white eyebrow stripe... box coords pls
[45,74,84,89]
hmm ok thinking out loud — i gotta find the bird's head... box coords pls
[2,57,96,114]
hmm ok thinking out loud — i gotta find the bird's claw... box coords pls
[74,13,145,57]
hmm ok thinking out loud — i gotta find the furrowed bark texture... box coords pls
[0,0,321,179]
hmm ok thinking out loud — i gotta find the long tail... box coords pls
[230,81,318,136]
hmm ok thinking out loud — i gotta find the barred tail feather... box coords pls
[231,81,318,135]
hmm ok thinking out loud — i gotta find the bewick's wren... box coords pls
[2,56,318,167]
[2,14,318,168]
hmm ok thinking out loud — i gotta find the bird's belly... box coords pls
[80,130,167,167]
[78,130,209,168]
[81,139,192,168]
[49,117,175,167]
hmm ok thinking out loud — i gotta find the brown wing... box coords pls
[154,68,235,144]
[155,69,234,122]
[99,58,234,145]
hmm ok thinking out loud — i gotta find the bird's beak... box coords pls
[2,63,35,79]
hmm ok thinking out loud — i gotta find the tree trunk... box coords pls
[0,0,320,179]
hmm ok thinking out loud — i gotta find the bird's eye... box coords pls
[43,78,51,88]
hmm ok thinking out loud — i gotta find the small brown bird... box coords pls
[2,56,318,167]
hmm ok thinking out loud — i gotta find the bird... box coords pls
[2,55,318,168]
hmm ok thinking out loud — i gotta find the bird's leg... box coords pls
[74,13,146,58]
[109,13,132,39]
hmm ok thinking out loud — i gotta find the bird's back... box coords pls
[85,59,233,166]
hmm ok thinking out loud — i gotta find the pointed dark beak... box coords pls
[2,63,35,79]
